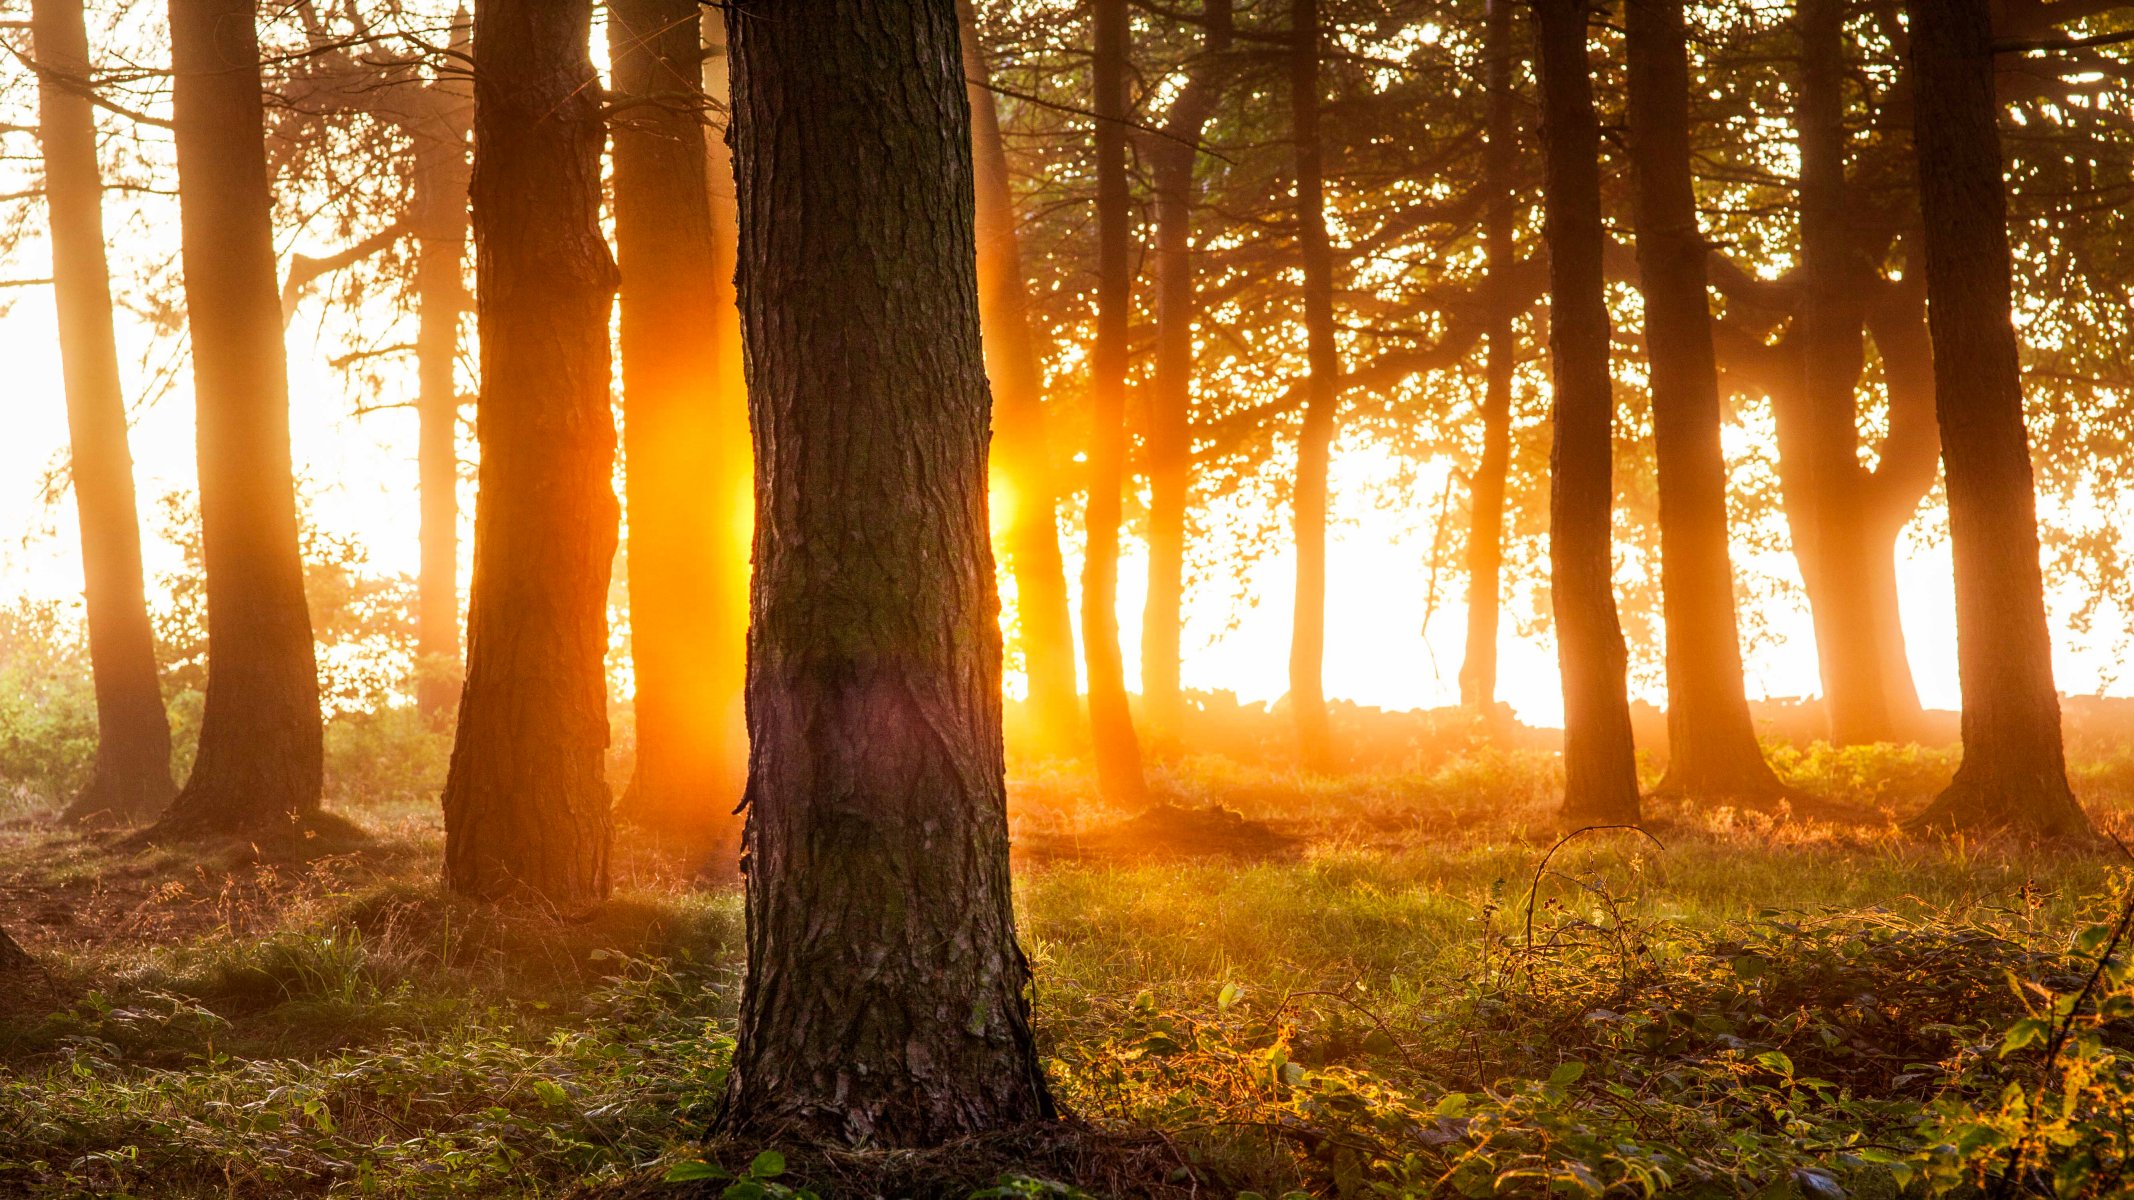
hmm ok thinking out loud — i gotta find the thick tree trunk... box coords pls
[1142,0,1233,738]
[1903,0,2088,837]
[1625,0,1783,800]
[608,0,746,845]
[32,0,174,824]
[1459,0,1517,717]
[1288,0,1338,771]
[409,50,470,725]
[1531,0,1640,823]
[1085,0,1150,803]
[442,0,618,911]
[960,0,1082,748]
[716,0,1055,1144]
[155,0,322,837]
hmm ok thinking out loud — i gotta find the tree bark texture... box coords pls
[33,0,174,823]
[1624,0,1783,800]
[442,0,617,911]
[1084,0,1150,802]
[1531,0,1640,823]
[960,0,1081,748]
[716,0,1056,1144]
[156,0,323,837]
[1288,0,1338,771]
[1459,0,1518,715]
[609,0,748,845]
[1142,0,1233,738]
[1903,0,2089,837]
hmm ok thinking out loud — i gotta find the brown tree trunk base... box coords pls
[1907,772,2092,840]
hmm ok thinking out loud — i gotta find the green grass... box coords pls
[6,743,2134,1197]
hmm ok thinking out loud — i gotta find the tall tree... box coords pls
[960,0,1081,747]
[1085,0,1150,802]
[154,0,323,837]
[31,0,174,823]
[1142,0,1234,738]
[715,0,1055,1143]
[1903,0,2089,837]
[1288,0,1338,769]
[441,0,617,910]
[608,0,747,842]
[1624,0,1784,799]
[1531,0,1639,823]
[1458,0,1519,718]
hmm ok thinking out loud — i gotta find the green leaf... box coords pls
[1547,1060,1586,1088]
[1731,953,1769,982]
[1755,1050,1794,1078]
[1217,982,1244,1011]
[2000,1017,2051,1057]
[663,1160,727,1183]
[749,1150,787,1179]
[532,1079,568,1108]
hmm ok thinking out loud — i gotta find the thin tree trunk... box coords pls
[1460,0,1518,716]
[1625,0,1783,800]
[609,0,746,845]
[960,0,1082,748]
[32,0,173,824]
[1288,0,1338,771]
[1142,0,1233,738]
[409,38,470,724]
[442,0,617,911]
[1531,0,1640,823]
[1903,0,2088,837]
[155,0,323,837]
[715,0,1055,1144]
[1085,0,1150,803]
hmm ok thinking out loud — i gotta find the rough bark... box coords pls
[716,0,1056,1144]
[960,0,1081,747]
[609,0,747,844]
[32,0,174,824]
[1903,0,2089,837]
[1458,0,1518,717]
[1085,0,1150,802]
[1531,0,1640,823]
[155,0,323,837]
[1624,0,1783,800]
[442,0,617,911]
[1141,0,1234,737]
[1288,0,1339,771]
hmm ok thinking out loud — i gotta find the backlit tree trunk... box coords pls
[1085,0,1150,802]
[33,0,174,823]
[1625,0,1783,800]
[1459,0,1517,715]
[442,0,618,911]
[155,0,323,837]
[1903,0,2089,837]
[609,0,746,844]
[1288,0,1338,770]
[961,0,1081,748]
[716,0,1055,1143]
[1532,0,1639,823]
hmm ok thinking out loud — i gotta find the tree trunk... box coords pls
[0,925,31,973]
[1084,0,1150,803]
[154,0,322,838]
[32,0,174,824]
[1142,0,1233,738]
[1903,0,2088,837]
[1459,0,1517,718]
[1287,0,1338,771]
[960,0,1082,749]
[608,0,747,845]
[1624,0,1783,800]
[442,0,617,912]
[715,0,1055,1144]
[1531,0,1640,823]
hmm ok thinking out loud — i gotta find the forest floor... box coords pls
[5,737,2134,1198]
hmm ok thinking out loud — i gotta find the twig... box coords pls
[1522,824,1666,954]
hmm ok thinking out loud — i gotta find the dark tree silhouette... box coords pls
[1531,0,1639,823]
[1084,0,1150,803]
[1288,0,1339,770]
[31,0,173,823]
[1624,0,1784,800]
[715,0,1055,1143]
[1903,0,2090,837]
[155,0,323,837]
[441,0,618,910]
